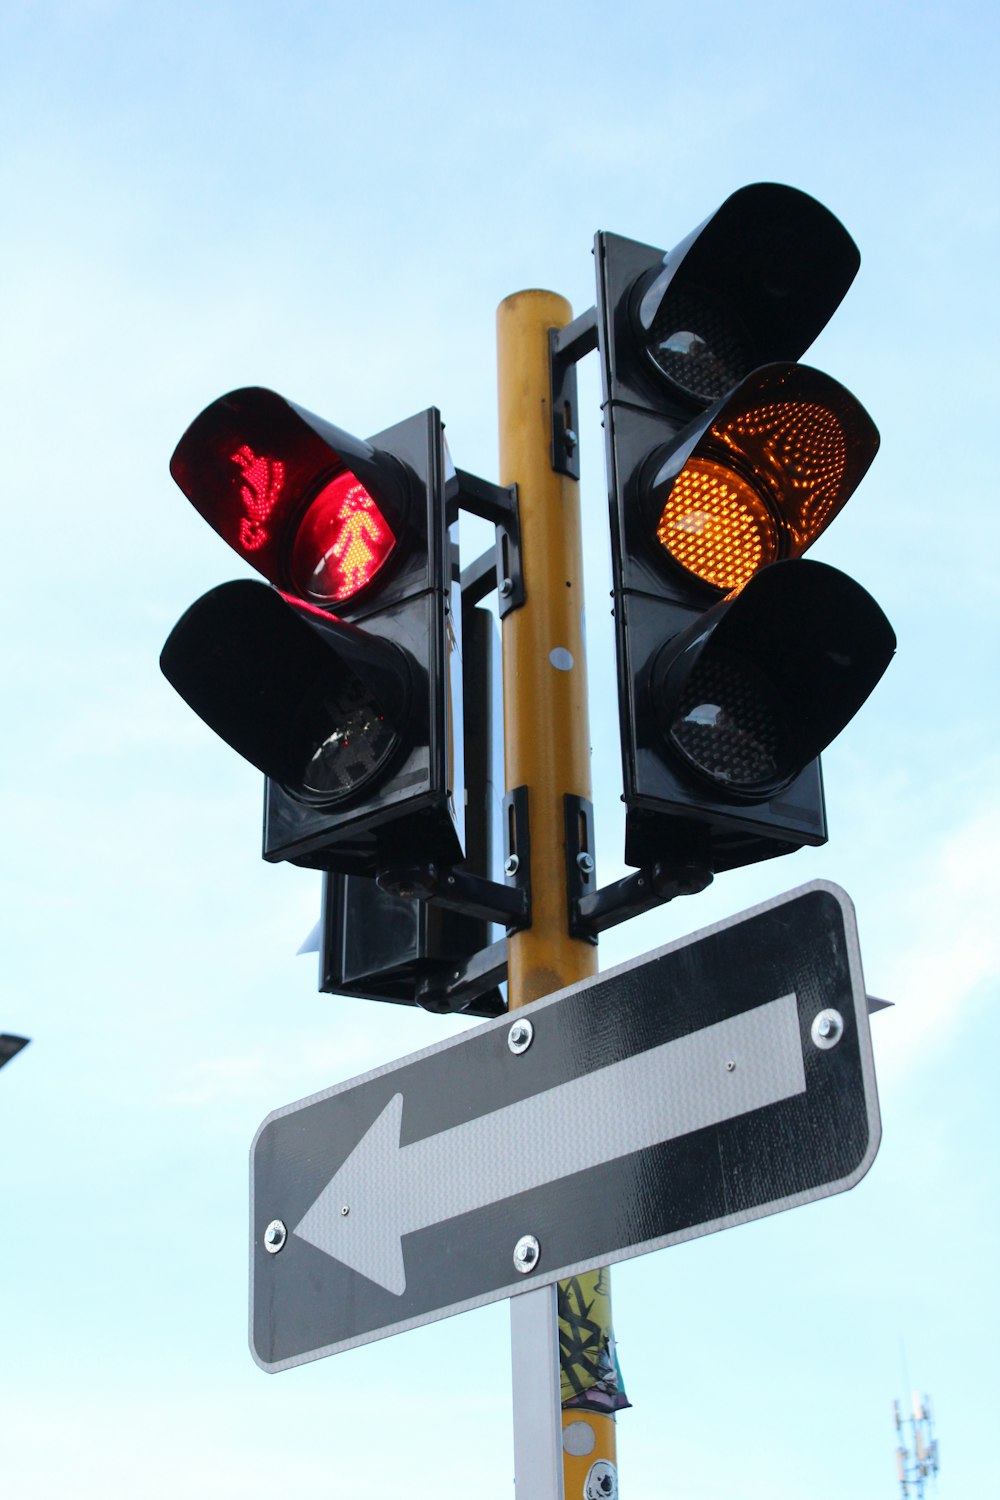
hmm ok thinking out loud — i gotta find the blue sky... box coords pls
[2,1,997,1495]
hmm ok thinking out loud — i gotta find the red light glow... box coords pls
[290,471,396,604]
[232,445,285,552]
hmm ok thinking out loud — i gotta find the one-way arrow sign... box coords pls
[251,881,880,1372]
[294,996,804,1294]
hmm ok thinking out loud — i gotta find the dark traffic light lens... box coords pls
[656,457,779,592]
[642,285,755,403]
[667,650,784,791]
[290,471,396,604]
[296,669,400,803]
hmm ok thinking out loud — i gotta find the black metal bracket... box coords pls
[564,793,713,940]
[376,862,528,927]
[501,783,531,935]
[376,786,531,933]
[454,469,523,617]
[564,793,599,946]
[414,937,509,1017]
[549,306,598,480]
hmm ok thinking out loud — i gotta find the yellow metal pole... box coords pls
[497,290,619,1494]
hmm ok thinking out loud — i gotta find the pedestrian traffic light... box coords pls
[160,388,465,877]
[595,184,895,878]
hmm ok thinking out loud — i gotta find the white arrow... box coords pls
[293,993,806,1294]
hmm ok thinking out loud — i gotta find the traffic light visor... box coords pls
[646,364,879,594]
[633,183,860,404]
[651,559,895,796]
[160,580,411,804]
[170,389,403,606]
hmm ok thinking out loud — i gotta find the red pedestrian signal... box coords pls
[162,391,465,876]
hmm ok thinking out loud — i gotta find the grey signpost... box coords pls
[250,880,880,1373]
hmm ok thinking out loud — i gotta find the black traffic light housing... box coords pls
[314,599,512,1019]
[596,185,895,877]
[161,391,465,877]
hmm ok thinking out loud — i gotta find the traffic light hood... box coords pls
[631,183,860,407]
[650,559,896,796]
[160,579,414,802]
[169,387,410,608]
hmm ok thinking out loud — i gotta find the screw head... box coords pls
[508,1018,534,1055]
[576,852,595,875]
[513,1234,540,1273]
[811,1008,845,1050]
[504,854,520,877]
[500,576,514,597]
[263,1219,287,1254]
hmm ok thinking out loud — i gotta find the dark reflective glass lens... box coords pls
[644,286,754,403]
[667,651,783,790]
[296,671,399,803]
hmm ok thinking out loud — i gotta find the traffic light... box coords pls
[595,184,895,878]
[161,388,465,878]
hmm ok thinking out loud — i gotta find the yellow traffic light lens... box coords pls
[656,458,779,593]
[717,399,849,553]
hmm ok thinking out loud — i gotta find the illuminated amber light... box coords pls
[290,470,396,604]
[658,399,850,591]
[657,458,778,592]
[715,400,848,550]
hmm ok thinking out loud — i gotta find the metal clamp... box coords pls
[455,469,523,617]
[502,785,531,934]
[376,786,531,935]
[564,794,713,940]
[549,307,598,480]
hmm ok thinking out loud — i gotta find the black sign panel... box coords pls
[250,881,879,1370]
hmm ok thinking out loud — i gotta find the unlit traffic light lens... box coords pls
[290,471,397,604]
[642,285,755,403]
[650,559,896,800]
[296,670,399,803]
[667,650,783,790]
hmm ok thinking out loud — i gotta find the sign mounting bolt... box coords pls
[263,1219,287,1254]
[811,1008,844,1050]
[508,1019,534,1055]
[513,1234,540,1273]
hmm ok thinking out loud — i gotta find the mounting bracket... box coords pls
[549,306,598,479]
[455,469,523,617]
[376,786,531,932]
[564,794,713,941]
